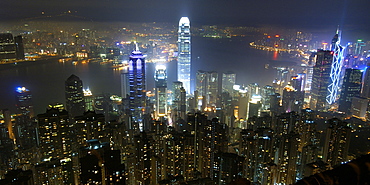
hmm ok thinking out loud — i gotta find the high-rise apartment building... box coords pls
[310,50,333,111]
[37,108,73,160]
[65,74,85,119]
[322,118,351,168]
[178,17,191,93]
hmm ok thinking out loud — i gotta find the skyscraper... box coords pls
[338,68,363,113]
[222,71,236,96]
[327,31,345,105]
[310,50,333,111]
[15,86,34,118]
[178,17,191,93]
[128,46,146,131]
[65,74,85,118]
[154,65,167,118]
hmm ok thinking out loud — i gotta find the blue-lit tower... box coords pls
[128,45,146,132]
[154,65,167,118]
[326,30,345,105]
[178,17,191,93]
[15,86,34,118]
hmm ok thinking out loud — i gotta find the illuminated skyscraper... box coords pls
[222,71,236,96]
[310,50,333,111]
[338,68,362,113]
[128,46,146,131]
[327,31,345,105]
[15,86,34,118]
[65,74,85,118]
[154,65,167,118]
[177,17,191,93]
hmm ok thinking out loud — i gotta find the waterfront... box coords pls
[0,36,295,115]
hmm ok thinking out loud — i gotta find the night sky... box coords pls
[1,0,369,31]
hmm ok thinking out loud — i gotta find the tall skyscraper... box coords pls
[338,68,363,113]
[177,17,191,93]
[222,71,236,96]
[128,46,146,131]
[310,50,333,111]
[65,74,85,118]
[196,70,219,109]
[154,65,167,118]
[361,63,370,98]
[15,86,34,118]
[327,31,345,105]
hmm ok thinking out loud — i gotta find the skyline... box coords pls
[1,0,370,34]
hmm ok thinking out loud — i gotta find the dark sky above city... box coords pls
[1,0,369,31]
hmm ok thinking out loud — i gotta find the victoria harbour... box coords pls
[0,36,285,115]
[1,0,370,184]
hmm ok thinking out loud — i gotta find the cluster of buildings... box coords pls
[0,17,370,185]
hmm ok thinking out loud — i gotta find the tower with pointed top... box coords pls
[128,45,146,132]
[326,29,345,106]
[178,17,191,94]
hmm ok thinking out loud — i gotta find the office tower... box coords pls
[171,81,183,122]
[248,83,260,96]
[338,69,363,113]
[65,74,85,119]
[83,88,94,111]
[361,63,370,98]
[179,87,187,119]
[121,72,129,98]
[177,17,191,93]
[248,95,262,118]
[293,74,306,106]
[305,52,316,93]
[15,86,34,118]
[14,35,25,60]
[196,70,219,109]
[322,118,351,168]
[196,70,207,107]
[310,50,333,111]
[14,87,37,151]
[261,85,275,111]
[282,84,296,113]
[37,108,73,160]
[270,93,282,115]
[351,97,369,119]
[327,31,345,105]
[0,33,16,60]
[128,46,146,132]
[222,71,236,96]
[154,65,167,118]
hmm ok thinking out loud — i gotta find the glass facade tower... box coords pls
[128,47,146,131]
[177,17,191,93]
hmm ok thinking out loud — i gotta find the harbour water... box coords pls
[0,36,295,115]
